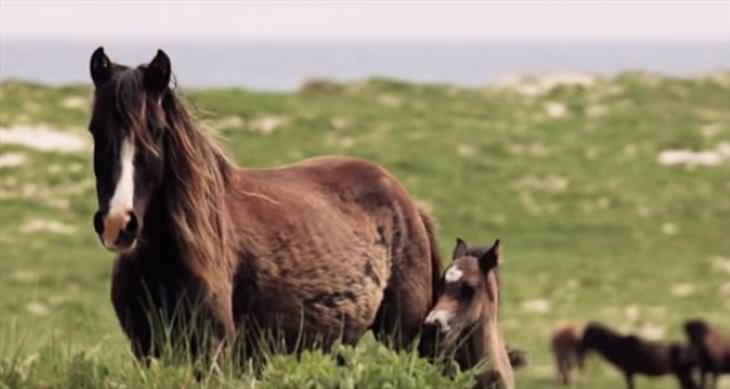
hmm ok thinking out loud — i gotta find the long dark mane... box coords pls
[106,67,236,296]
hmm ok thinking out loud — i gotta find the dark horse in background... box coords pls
[581,322,698,389]
[88,48,441,360]
[684,319,730,389]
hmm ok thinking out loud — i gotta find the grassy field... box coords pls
[1,72,729,388]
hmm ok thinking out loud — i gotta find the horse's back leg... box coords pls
[555,352,569,385]
[371,213,435,349]
[370,273,432,349]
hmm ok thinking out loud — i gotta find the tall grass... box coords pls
[1,72,729,387]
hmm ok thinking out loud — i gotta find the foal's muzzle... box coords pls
[424,309,454,334]
[93,208,139,253]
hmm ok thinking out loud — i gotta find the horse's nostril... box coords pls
[124,211,139,235]
[93,210,105,235]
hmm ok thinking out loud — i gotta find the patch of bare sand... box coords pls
[20,218,75,235]
[670,283,695,298]
[544,101,567,118]
[512,174,569,193]
[658,142,730,167]
[711,256,730,275]
[0,125,88,152]
[637,322,666,341]
[520,298,551,314]
[505,142,552,158]
[0,152,27,168]
[494,73,598,97]
[456,144,477,158]
[60,96,88,110]
[249,115,287,135]
[8,270,40,284]
[719,281,730,297]
[26,301,49,316]
[0,176,94,210]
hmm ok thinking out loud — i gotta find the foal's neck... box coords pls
[458,317,514,389]
[457,319,490,369]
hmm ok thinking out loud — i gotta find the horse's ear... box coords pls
[144,49,171,96]
[452,237,468,260]
[479,239,501,273]
[90,47,112,87]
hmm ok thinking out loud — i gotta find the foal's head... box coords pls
[88,47,173,253]
[425,238,502,351]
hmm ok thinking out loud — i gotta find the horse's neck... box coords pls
[136,195,180,260]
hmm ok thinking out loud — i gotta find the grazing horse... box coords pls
[551,322,585,385]
[423,238,514,389]
[87,48,441,360]
[581,322,698,389]
[684,319,730,389]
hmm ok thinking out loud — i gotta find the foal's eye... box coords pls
[460,284,475,300]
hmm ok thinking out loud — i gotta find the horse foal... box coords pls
[551,322,584,385]
[423,238,515,389]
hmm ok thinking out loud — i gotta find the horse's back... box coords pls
[245,156,409,206]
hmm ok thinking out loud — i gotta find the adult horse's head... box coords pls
[88,47,172,253]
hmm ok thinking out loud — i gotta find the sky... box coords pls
[1,1,729,42]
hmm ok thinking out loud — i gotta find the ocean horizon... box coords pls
[1,39,728,91]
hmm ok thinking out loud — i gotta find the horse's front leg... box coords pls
[624,372,635,389]
[112,257,234,364]
[111,257,158,361]
[194,291,236,372]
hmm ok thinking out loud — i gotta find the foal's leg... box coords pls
[554,350,568,385]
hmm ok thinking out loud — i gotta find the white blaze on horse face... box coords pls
[444,265,463,283]
[425,309,454,333]
[109,137,135,214]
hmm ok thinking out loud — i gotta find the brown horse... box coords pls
[422,238,514,389]
[684,319,730,389]
[551,322,585,385]
[87,48,441,360]
[581,322,699,389]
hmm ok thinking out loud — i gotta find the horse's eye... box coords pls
[460,284,475,300]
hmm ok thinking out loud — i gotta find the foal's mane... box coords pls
[108,67,237,296]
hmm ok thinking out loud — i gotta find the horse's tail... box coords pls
[418,207,442,304]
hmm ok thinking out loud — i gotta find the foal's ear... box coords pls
[479,239,501,273]
[144,49,172,96]
[90,47,112,87]
[452,237,468,260]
